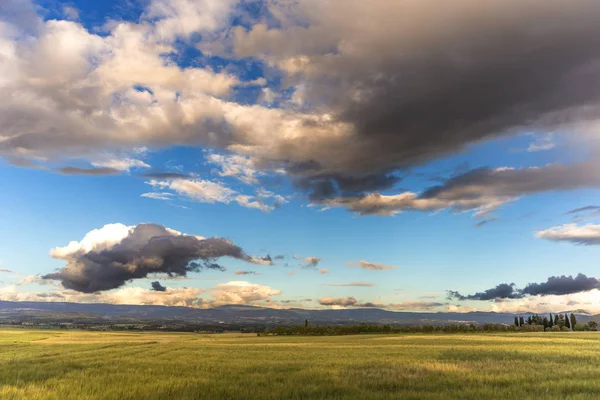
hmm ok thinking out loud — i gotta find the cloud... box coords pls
[388,302,445,311]
[211,281,281,305]
[521,274,600,296]
[3,0,600,214]
[141,192,174,201]
[293,255,321,268]
[318,296,357,307]
[43,223,265,293]
[150,281,167,292]
[0,285,206,307]
[447,283,523,301]
[148,178,280,212]
[347,260,397,271]
[317,269,329,274]
[56,166,121,176]
[536,224,600,245]
[324,161,600,216]
[323,282,375,287]
[18,275,53,286]
[526,134,555,152]
[449,273,600,300]
[206,153,263,185]
[140,172,190,180]
[91,157,150,172]
[565,206,600,215]
[0,268,12,273]
[233,270,259,276]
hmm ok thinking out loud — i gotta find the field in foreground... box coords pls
[2,330,600,399]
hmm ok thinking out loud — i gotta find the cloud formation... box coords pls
[324,161,600,217]
[150,281,167,292]
[318,296,357,307]
[2,0,600,213]
[537,224,600,245]
[347,260,398,271]
[211,281,281,305]
[43,223,265,293]
[449,274,600,300]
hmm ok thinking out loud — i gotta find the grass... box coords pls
[2,330,600,399]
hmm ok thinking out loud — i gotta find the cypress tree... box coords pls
[554,314,559,325]
[565,314,571,329]
[519,316,525,327]
[570,313,577,328]
[527,316,532,325]
[543,317,549,329]
[514,316,519,327]
[305,319,308,327]
[549,313,553,327]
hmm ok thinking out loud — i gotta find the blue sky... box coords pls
[2,0,600,313]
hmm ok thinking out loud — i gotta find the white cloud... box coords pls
[149,178,236,204]
[527,134,556,152]
[92,157,150,171]
[141,192,174,200]
[536,224,600,245]
[206,153,262,185]
[211,280,281,305]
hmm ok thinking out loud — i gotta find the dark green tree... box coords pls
[549,313,553,327]
[519,316,525,326]
[570,313,577,328]
[305,319,308,327]
[565,314,571,330]
[543,317,549,329]
[588,321,598,331]
[514,316,519,327]
[527,316,532,325]
[555,314,560,326]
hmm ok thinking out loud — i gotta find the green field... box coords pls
[2,329,600,399]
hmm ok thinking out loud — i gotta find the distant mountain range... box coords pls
[1,300,596,326]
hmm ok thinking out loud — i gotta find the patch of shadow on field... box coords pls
[438,348,598,365]
[341,362,466,393]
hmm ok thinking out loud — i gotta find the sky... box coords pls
[2,0,600,314]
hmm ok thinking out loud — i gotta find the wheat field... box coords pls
[2,329,600,399]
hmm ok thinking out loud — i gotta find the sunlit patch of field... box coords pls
[2,330,600,399]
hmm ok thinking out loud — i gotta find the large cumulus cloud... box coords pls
[43,223,266,293]
[2,0,600,210]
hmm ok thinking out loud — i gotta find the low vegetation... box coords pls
[3,328,600,399]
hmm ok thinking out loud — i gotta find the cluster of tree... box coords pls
[513,313,598,331]
[260,322,541,336]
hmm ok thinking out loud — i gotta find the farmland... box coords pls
[2,329,600,399]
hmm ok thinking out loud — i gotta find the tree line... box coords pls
[513,313,598,331]
[259,316,600,336]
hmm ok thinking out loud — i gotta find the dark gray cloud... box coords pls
[447,283,523,301]
[0,268,12,273]
[229,0,600,196]
[150,281,167,292]
[44,223,263,293]
[139,172,190,180]
[522,274,600,296]
[325,161,600,216]
[449,273,600,300]
[565,206,600,215]
[57,166,121,176]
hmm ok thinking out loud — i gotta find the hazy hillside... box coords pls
[0,300,594,326]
